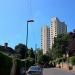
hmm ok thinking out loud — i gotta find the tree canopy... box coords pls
[15,43,27,59]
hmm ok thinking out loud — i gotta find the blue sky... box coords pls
[0,0,75,49]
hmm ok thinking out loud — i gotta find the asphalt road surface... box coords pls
[43,68,75,75]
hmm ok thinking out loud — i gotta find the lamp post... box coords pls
[26,20,34,47]
[25,20,34,75]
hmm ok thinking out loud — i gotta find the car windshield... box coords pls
[29,66,41,71]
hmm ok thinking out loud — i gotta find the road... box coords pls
[43,68,75,75]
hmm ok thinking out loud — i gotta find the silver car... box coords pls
[27,66,43,75]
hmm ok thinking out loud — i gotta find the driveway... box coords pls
[43,68,75,75]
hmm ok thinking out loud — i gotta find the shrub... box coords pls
[0,53,12,75]
[69,56,75,65]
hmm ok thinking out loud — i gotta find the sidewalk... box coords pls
[56,63,75,73]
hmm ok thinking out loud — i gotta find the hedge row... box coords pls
[0,53,12,75]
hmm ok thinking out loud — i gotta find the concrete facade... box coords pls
[41,26,50,54]
[50,17,67,48]
[41,17,67,54]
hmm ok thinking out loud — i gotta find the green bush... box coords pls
[16,59,24,75]
[0,53,12,75]
[16,58,35,75]
[69,56,75,65]
[55,57,63,64]
[26,58,35,69]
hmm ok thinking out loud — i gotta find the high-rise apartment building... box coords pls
[41,17,67,54]
[41,26,50,54]
[50,17,67,48]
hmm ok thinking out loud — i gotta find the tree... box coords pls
[68,30,75,56]
[36,48,43,56]
[52,47,62,59]
[28,48,35,59]
[53,34,69,55]
[47,48,53,60]
[26,58,35,69]
[36,48,51,66]
[15,43,27,59]
[37,54,49,66]
[36,48,43,62]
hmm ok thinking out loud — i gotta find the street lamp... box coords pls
[25,20,34,74]
[26,20,34,47]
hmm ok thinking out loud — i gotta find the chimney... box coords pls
[4,43,8,48]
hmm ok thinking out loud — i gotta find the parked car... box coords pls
[26,66,43,75]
